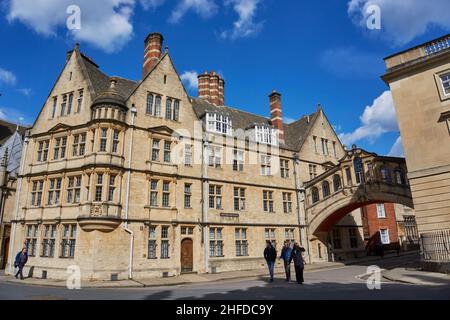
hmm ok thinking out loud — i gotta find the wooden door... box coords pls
[181,238,193,273]
[2,237,9,270]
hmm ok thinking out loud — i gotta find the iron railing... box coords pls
[420,230,450,261]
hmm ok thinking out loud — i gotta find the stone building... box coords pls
[0,120,27,269]
[383,34,450,234]
[5,32,405,280]
[382,34,450,272]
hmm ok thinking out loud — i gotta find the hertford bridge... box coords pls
[304,146,413,235]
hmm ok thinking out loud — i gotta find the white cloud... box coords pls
[7,0,140,53]
[347,0,450,46]
[180,71,199,90]
[17,88,32,96]
[388,136,404,157]
[0,68,17,86]
[339,90,398,146]
[319,47,384,78]
[221,0,263,39]
[0,107,31,125]
[169,0,218,23]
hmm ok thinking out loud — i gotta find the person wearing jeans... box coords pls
[280,241,293,282]
[264,240,277,282]
[14,248,28,280]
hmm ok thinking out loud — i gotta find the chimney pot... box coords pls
[142,32,164,79]
[198,70,225,106]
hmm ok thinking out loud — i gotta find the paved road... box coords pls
[0,255,449,300]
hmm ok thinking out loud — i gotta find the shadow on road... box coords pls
[143,273,449,301]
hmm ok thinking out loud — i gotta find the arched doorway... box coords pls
[181,238,193,273]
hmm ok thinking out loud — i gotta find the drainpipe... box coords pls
[8,135,29,275]
[123,106,137,279]
[293,153,311,262]
[0,149,8,234]
[201,139,209,273]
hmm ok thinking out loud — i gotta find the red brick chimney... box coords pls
[143,33,163,79]
[198,71,211,101]
[269,90,285,143]
[198,71,225,106]
[209,72,220,106]
[218,77,225,106]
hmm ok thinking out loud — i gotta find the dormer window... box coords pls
[440,73,450,96]
[206,113,232,135]
[255,126,277,146]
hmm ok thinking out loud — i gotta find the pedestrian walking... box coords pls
[280,241,293,282]
[263,240,277,282]
[14,248,28,280]
[290,242,306,285]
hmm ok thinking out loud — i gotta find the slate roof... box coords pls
[73,48,320,153]
[0,130,24,176]
[77,51,138,99]
[192,97,272,129]
[284,111,319,150]
[191,97,319,151]
[0,119,28,146]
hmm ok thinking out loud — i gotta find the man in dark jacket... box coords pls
[263,240,277,282]
[280,241,293,282]
[14,248,28,280]
[289,242,305,284]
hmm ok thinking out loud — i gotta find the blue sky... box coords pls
[0,0,450,156]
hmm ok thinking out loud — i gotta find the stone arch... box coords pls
[308,183,414,235]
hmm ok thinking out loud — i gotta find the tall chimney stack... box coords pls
[218,77,225,106]
[269,90,285,143]
[209,72,220,106]
[198,71,225,106]
[198,71,211,102]
[143,33,164,79]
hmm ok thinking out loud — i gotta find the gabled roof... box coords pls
[191,97,320,151]
[0,127,25,175]
[0,119,28,146]
[284,111,319,151]
[74,50,138,100]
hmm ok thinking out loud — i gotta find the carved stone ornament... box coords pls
[90,204,103,217]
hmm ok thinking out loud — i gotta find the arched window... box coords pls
[395,168,406,185]
[353,157,364,184]
[380,166,392,183]
[333,175,342,192]
[322,181,330,198]
[311,187,320,204]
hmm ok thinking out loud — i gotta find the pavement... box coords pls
[2,250,448,289]
[383,268,450,286]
